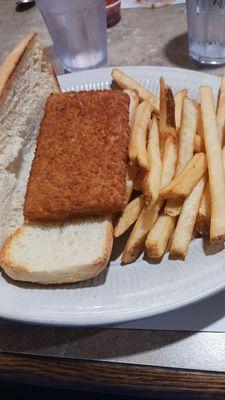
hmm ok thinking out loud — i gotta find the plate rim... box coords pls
[1,277,225,327]
[58,65,221,83]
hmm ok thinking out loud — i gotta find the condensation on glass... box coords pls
[36,0,108,72]
[186,0,225,64]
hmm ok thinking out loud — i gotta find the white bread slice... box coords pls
[0,33,114,284]
[0,33,60,245]
[1,217,113,284]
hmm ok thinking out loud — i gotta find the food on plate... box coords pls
[125,179,134,206]
[143,117,162,207]
[121,203,161,264]
[133,168,147,191]
[121,131,177,263]
[194,101,204,138]
[160,153,207,199]
[129,98,152,170]
[1,217,113,284]
[200,86,225,242]
[0,32,59,248]
[176,98,198,173]
[196,146,225,236]
[114,69,225,262]
[174,89,187,129]
[164,196,183,218]
[123,92,140,204]
[114,196,144,237]
[1,39,225,286]
[159,77,176,139]
[125,164,138,205]
[160,136,177,187]
[112,68,159,112]
[123,88,139,128]
[196,180,210,236]
[0,34,114,284]
[194,134,205,153]
[24,90,131,221]
[170,175,207,259]
[146,214,177,259]
[165,97,198,216]
[216,75,225,145]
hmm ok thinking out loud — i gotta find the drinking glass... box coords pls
[186,0,225,65]
[36,0,108,72]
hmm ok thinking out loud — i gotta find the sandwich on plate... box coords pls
[0,33,134,285]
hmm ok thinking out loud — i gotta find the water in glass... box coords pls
[186,0,225,64]
[36,0,108,72]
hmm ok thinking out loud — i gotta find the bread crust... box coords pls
[0,216,113,285]
[0,32,60,98]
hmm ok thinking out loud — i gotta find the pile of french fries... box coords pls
[112,68,225,264]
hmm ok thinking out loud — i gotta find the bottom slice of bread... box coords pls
[0,216,113,284]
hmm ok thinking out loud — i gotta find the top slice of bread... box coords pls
[0,33,60,245]
[24,90,131,222]
[0,33,114,284]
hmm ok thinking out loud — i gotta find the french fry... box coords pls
[170,175,207,259]
[146,136,178,257]
[194,134,205,153]
[159,77,176,139]
[124,89,139,128]
[122,123,178,264]
[195,102,204,137]
[164,97,197,216]
[174,89,187,129]
[143,117,162,206]
[121,202,162,264]
[145,136,178,259]
[196,145,225,236]
[177,98,198,173]
[146,214,177,259]
[112,68,159,113]
[216,75,225,145]
[123,133,177,263]
[160,153,207,199]
[196,180,210,236]
[129,99,152,170]
[220,137,225,168]
[125,165,139,204]
[114,196,145,237]
[125,180,134,205]
[164,197,184,217]
[160,136,177,188]
[200,86,225,242]
[192,100,204,137]
[121,79,225,261]
[133,168,147,191]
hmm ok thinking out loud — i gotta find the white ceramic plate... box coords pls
[1,66,224,326]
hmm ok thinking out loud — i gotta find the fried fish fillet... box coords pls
[24,90,130,222]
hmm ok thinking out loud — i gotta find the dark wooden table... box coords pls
[2,351,225,399]
[1,323,225,399]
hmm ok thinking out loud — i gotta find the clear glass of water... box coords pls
[186,0,225,65]
[36,0,108,72]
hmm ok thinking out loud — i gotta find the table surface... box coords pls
[2,0,225,76]
[1,1,225,398]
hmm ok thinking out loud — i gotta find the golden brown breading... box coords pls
[24,90,130,221]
